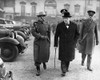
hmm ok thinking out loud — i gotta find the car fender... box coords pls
[0,37,19,45]
[17,31,26,41]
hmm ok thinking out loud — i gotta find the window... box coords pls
[31,6,36,16]
[4,0,14,7]
[31,2,37,16]
[74,4,80,13]
[21,5,25,16]
[88,0,92,5]
[20,1,26,16]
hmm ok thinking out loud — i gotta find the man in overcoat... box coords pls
[54,11,79,76]
[79,10,99,71]
[31,12,51,76]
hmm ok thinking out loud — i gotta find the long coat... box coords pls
[79,18,98,54]
[31,20,50,63]
[54,21,79,61]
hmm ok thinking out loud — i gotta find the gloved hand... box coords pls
[78,39,82,44]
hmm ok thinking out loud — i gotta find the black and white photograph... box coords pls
[0,0,100,80]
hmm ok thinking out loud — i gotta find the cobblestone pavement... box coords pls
[5,33,100,80]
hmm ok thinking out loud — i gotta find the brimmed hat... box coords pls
[37,12,46,17]
[62,11,71,18]
[87,10,95,14]
[60,9,68,14]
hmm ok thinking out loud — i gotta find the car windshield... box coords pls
[5,20,13,24]
[0,19,5,24]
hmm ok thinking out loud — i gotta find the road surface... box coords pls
[5,33,100,80]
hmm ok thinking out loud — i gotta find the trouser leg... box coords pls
[81,53,86,66]
[61,61,67,76]
[43,62,47,70]
[65,61,70,71]
[87,54,92,69]
[35,62,41,70]
[61,61,67,73]
[61,61,70,76]
[35,62,41,76]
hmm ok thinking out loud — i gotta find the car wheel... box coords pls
[0,43,18,62]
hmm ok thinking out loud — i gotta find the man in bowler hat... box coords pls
[79,9,99,71]
[54,11,79,76]
[31,12,51,76]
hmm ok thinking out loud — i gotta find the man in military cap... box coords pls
[54,11,79,76]
[79,9,99,71]
[31,12,51,76]
[60,9,68,14]
[51,9,68,35]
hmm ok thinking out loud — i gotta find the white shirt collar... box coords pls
[66,25,69,28]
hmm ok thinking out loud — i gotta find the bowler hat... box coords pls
[60,9,68,14]
[62,11,71,18]
[37,12,46,17]
[87,10,95,14]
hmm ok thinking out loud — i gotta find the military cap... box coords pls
[60,9,68,14]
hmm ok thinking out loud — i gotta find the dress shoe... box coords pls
[61,72,66,77]
[36,70,40,76]
[87,67,93,71]
[43,63,47,70]
[36,66,40,76]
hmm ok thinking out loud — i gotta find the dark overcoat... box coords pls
[31,20,50,63]
[79,18,98,54]
[54,21,79,61]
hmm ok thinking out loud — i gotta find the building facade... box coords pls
[3,0,15,20]
[1,0,100,22]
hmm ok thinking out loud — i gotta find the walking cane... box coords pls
[54,47,57,69]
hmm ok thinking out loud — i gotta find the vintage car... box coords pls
[13,21,31,41]
[8,20,30,41]
[0,18,14,28]
[0,27,27,62]
[0,18,30,41]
